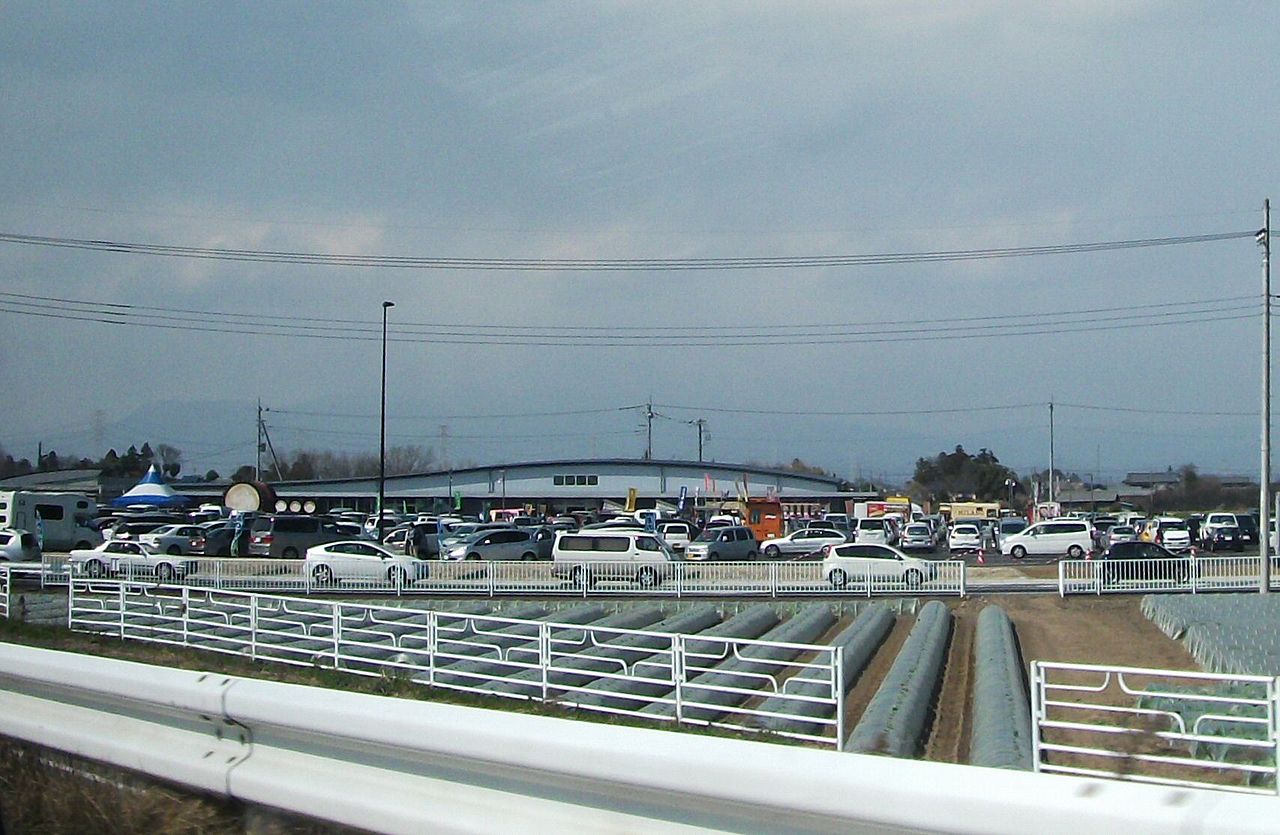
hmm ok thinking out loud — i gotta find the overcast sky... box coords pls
[2,2,1278,485]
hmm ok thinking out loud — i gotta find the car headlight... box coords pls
[448,545,466,558]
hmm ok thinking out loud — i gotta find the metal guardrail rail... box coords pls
[1058,556,1280,596]
[67,579,847,746]
[0,644,1275,834]
[1032,661,1280,795]
[37,556,967,598]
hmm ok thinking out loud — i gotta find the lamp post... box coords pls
[378,300,394,544]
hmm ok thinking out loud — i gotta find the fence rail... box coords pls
[1058,556,1280,596]
[1031,660,1280,795]
[37,556,966,598]
[66,579,846,746]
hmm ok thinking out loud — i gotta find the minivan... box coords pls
[853,518,894,546]
[552,530,676,587]
[249,515,345,558]
[684,525,758,561]
[999,519,1093,560]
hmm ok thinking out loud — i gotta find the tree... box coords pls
[204,469,221,481]
[232,465,256,483]
[911,445,1019,503]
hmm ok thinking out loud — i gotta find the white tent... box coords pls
[111,464,190,508]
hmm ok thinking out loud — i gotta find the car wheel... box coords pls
[1011,545,1027,560]
[283,547,299,559]
[746,550,757,560]
[1067,545,1084,559]
[828,568,848,589]
[86,559,105,578]
[637,567,658,588]
[709,551,719,561]
[166,545,182,556]
[313,564,334,585]
[157,563,175,583]
[520,551,536,561]
[905,568,923,589]
[466,552,482,561]
[764,544,780,559]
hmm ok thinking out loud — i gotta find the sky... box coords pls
[2,1,1278,487]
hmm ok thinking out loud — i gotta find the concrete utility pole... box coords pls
[256,399,263,480]
[1048,400,1056,504]
[689,418,707,463]
[644,399,655,460]
[378,300,394,544]
[1260,200,1271,594]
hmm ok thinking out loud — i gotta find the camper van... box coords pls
[0,491,101,551]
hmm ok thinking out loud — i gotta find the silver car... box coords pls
[685,525,758,561]
[443,528,540,561]
[760,527,848,559]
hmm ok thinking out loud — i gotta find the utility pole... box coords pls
[1260,199,1271,594]
[644,399,655,460]
[439,424,449,470]
[1049,400,1056,504]
[256,399,263,480]
[689,418,707,463]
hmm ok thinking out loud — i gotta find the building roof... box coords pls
[1123,471,1182,487]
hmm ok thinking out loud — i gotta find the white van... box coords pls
[552,530,675,587]
[1000,519,1093,559]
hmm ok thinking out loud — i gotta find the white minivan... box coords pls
[1000,519,1093,560]
[552,530,676,587]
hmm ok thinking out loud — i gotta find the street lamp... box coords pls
[378,300,394,544]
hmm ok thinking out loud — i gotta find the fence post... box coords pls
[540,621,551,702]
[770,562,779,599]
[66,577,75,630]
[673,633,684,724]
[332,603,341,669]
[1094,561,1103,596]
[676,563,684,599]
[1030,661,1043,773]
[488,563,495,599]
[958,561,966,598]
[834,644,845,749]
[182,585,190,648]
[1057,560,1066,598]
[249,593,257,660]
[118,582,126,638]
[426,609,437,687]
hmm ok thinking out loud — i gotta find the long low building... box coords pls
[184,458,868,518]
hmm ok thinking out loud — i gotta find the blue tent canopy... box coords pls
[110,465,191,508]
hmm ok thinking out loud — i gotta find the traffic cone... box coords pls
[976,548,985,565]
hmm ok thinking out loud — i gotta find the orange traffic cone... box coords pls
[976,549,985,565]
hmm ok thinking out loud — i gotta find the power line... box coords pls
[0,229,1255,271]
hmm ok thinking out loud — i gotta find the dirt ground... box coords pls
[842,594,1200,764]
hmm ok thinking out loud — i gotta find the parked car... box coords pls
[898,523,936,553]
[1234,513,1261,548]
[138,524,208,556]
[995,518,1028,550]
[1199,512,1239,546]
[551,530,675,587]
[1105,525,1138,546]
[1151,517,1192,554]
[759,527,848,559]
[0,528,40,562]
[820,543,936,589]
[1202,524,1244,553]
[200,522,235,556]
[68,540,194,582]
[1100,541,1191,584]
[1000,519,1094,560]
[947,523,982,553]
[107,519,173,542]
[657,520,695,554]
[442,528,540,561]
[685,525,758,561]
[305,540,426,586]
[851,517,895,546]
[249,514,346,558]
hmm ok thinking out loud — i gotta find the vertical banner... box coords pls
[626,487,638,512]
[678,485,688,511]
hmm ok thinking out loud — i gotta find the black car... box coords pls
[1101,541,1192,584]
[1234,514,1260,548]
[1202,524,1245,553]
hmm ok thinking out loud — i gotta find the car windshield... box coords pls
[906,525,929,535]
[1112,526,1134,535]
[693,529,725,542]
[1161,521,1187,531]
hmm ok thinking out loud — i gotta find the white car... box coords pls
[305,540,426,586]
[947,523,982,553]
[760,527,849,559]
[657,520,694,554]
[68,540,193,583]
[0,528,41,562]
[852,518,895,545]
[820,543,936,589]
[1000,519,1094,560]
[898,523,935,552]
[139,524,208,555]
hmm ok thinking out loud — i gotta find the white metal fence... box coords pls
[1031,661,1279,795]
[1058,556,1280,596]
[66,579,847,746]
[42,557,966,598]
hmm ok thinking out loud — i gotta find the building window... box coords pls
[553,475,565,486]
[575,475,588,486]
[587,475,598,486]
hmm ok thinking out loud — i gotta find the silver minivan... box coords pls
[685,525,758,561]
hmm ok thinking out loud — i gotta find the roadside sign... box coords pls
[678,486,687,511]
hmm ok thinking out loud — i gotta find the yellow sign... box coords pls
[625,488,638,512]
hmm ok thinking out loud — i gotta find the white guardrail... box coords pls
[0,644,1275,835]
[1032,661,1280,795]
[36,556,967,598]
[1058,555,1280,596]
[67,580,846,747]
